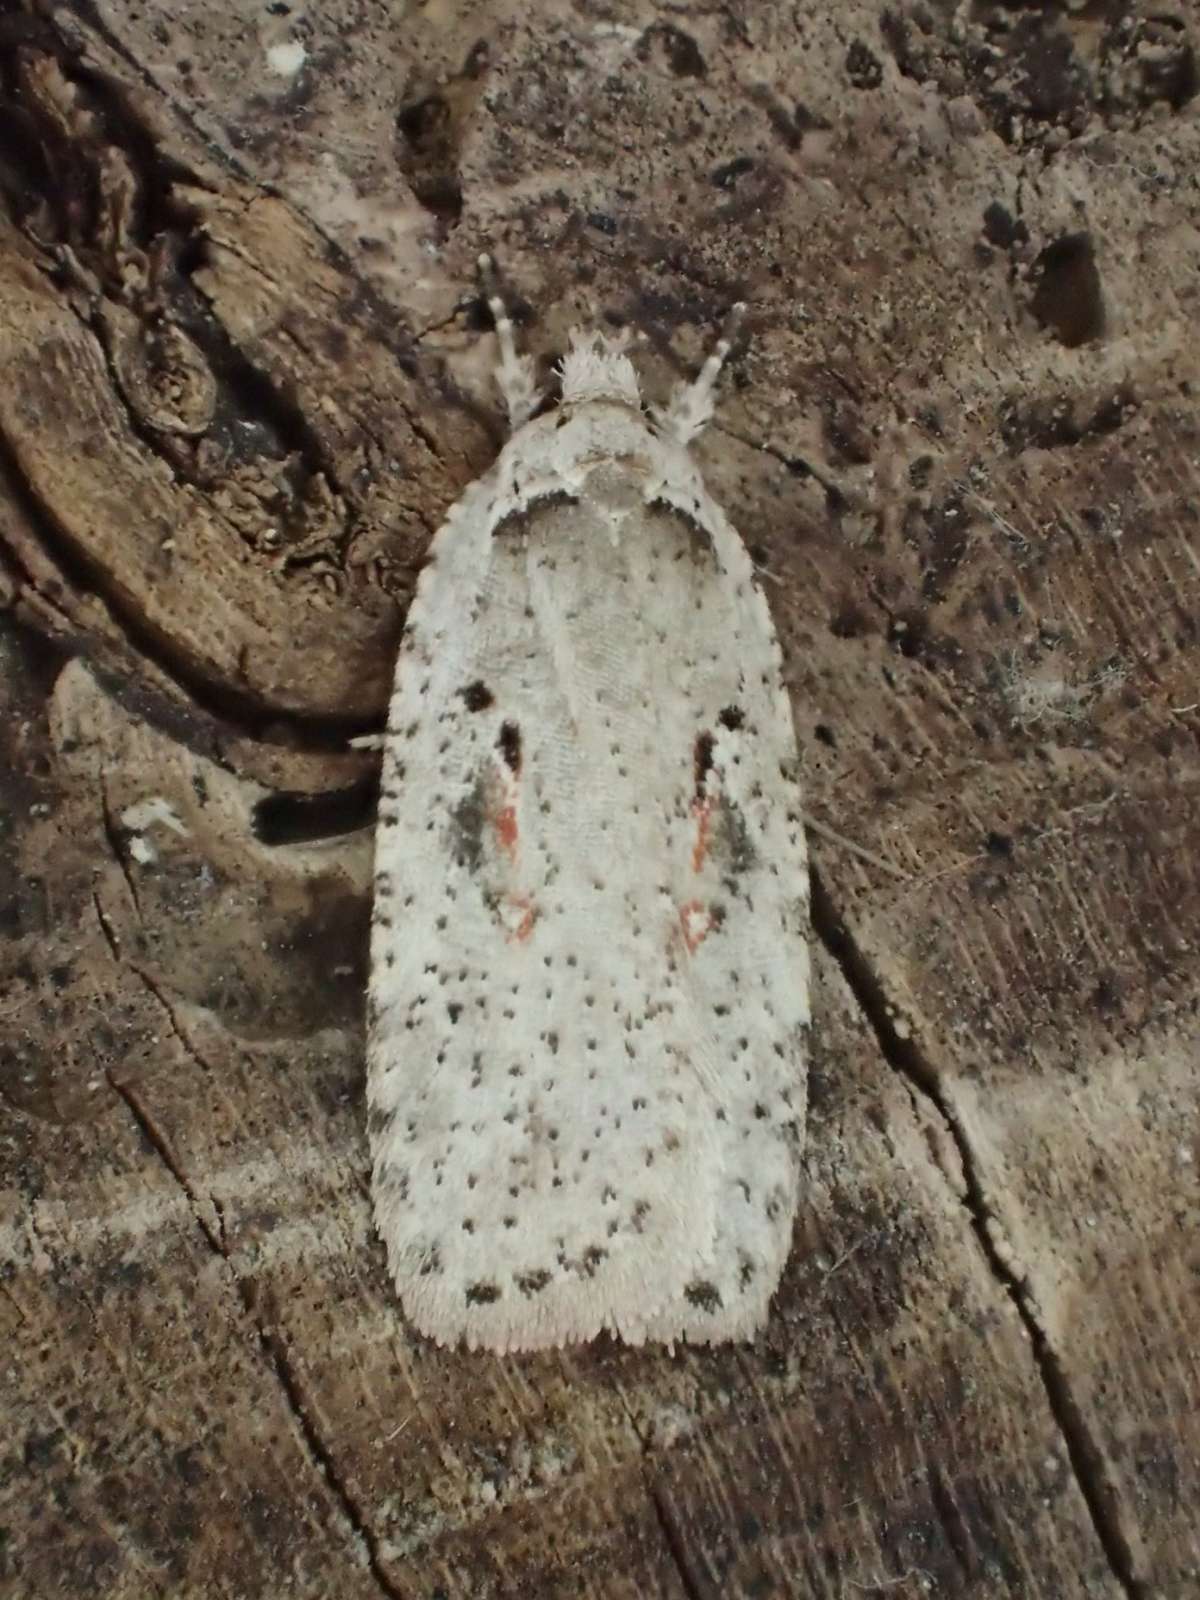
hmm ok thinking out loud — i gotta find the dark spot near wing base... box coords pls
[497,721,522,774]
[694,731,715,796]
[460,680,495,711]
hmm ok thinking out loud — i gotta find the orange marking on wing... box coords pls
[505,894,537,943]
[679,899,712,953]
[691,797,714,873]
[493,802,519,860]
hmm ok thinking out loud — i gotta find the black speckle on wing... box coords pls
[684,1280,723,1312]
[721,798,757,875]
[448,776,487,871]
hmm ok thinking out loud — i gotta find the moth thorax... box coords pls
[582,461,650,516]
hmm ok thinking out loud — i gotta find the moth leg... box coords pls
[478,253,543,432]
[656,302,747,447]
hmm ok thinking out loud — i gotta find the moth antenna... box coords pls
[478,253,543,431]
[655,301,747,447]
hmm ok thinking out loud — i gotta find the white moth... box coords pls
[367,259,810,1352]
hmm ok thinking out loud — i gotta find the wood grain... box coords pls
[2,2,1197,1595]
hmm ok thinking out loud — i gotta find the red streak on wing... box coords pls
[691,796,714,874]
[679,899,711,953]
[507,895,537,943]
[493,801,519,860]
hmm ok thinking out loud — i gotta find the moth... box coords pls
[366,259,810,1351]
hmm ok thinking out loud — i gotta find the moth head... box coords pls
[558,330,642,409]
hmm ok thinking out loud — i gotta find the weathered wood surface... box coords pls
[2,1,1198,1595]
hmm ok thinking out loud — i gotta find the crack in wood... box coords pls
[648,1480,707,1600]
[98,775,142,919]
[810,865,1148,1600]
[92,934,405,1600]
[608,1375,708,1600]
